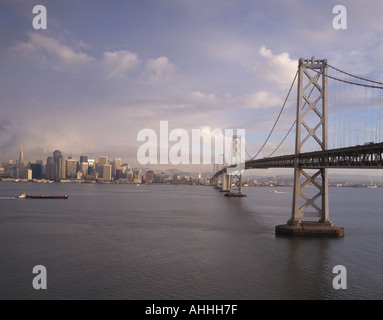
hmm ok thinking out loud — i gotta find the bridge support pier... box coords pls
[220,171,231,192]
[276,168,343,237]
[276,57,343,237]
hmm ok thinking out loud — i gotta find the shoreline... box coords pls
[0,179,380,188]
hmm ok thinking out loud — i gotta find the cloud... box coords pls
[190,91,217,103]
[242,91,283,109]
[144,56,176,84]
[188,90,283,111]
[10,33,94,68]
[102,50,141,79]
[250,46,298,87]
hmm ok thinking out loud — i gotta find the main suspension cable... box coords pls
[312,69,383,90]
[328,64,383,86]
[246,69,298,160]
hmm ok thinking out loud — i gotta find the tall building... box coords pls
[53,150,61,164]
[26,168,32,181]
[88,159,95,174]
[2,161,13,178]
[98,156,108,166]
[53,150,62,180]
[45,156,56,180]
[102,164,112,181]
[58,155,66,180]
[18,146,25,179]
[30,163,43,179]
[79,162,89,177]
[80,156,88,163]
[66,158,77,179]
[97,156,108,178]
[111,158,121,178]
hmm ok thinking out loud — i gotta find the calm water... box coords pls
[0,181,382,300]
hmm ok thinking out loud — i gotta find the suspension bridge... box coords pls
[210,57,383,237]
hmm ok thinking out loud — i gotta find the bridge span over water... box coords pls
[210,58,383,237]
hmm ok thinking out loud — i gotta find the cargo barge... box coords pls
[18,193,68,199]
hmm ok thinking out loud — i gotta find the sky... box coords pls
[1,0,383,176]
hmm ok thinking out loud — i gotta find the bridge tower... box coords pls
[276,57,343,236]
[225,134,246,197]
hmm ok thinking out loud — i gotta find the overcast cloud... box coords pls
[0,0,382,175]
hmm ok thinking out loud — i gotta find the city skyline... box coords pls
[1,145,382,180]
[1,1,383,170]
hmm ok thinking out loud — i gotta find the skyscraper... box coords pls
[18,146,25,179]
[97,156,108,178]
[80,156,88,163]
[53,150,62,180]
[102,164,112,181]
[79,162,89,177]
[45,156,56,180]
[53,150,61,164]
[111,158,121,178]
[30,163,42,179]
[98,156,108,166]
[88,159,95,174]
[58,155,66,180]
[66,158,77,179]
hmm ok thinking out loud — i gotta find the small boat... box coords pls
[18,192,26,199]
[26,195,68,199]
[136,184,140,187]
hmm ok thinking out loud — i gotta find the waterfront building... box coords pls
[145,171,154,184]
[26,168,32,180]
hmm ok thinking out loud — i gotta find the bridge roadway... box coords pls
[212,142,383,179]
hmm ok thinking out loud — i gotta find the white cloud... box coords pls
[242,91,283,109]
[144,56,176,84]
[10,33,94,67]
[190,91,217,102]
[102,50,141,79]
[252,46,298,87]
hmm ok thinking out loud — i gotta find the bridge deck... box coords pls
[212,142,383,179]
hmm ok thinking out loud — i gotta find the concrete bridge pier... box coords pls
[224,170,246,197]
[220,171,231,192]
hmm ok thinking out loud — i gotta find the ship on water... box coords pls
[18,193,68,199]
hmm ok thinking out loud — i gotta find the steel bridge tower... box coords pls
[277,57,344,236]
[225,134,246,197]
